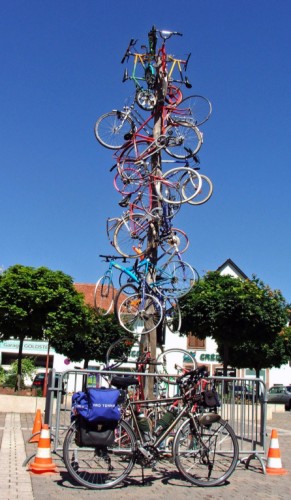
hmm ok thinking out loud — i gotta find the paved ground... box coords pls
[0,411,291,500]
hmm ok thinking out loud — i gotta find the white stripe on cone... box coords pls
[35,448,52,459]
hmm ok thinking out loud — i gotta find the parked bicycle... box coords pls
[63,365,239,489]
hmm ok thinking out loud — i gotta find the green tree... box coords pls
[0,264,90,390]
[179,271,288,375]
[222,326,291,379]
[48,307,128,368]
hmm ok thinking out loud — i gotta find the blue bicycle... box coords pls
[94,254,195,334]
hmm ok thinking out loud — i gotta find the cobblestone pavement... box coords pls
[0,412,291,500]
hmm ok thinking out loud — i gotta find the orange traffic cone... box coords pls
[29,409,42,443]
[28,424,58,474]
[266,429,287,475]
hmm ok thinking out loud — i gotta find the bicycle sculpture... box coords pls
[94,27,213,340]
[64,28,239,491]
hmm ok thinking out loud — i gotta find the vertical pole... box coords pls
[143,27,166,398]
[43,340,50,398]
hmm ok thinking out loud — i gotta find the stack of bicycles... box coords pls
[94,28,213,337]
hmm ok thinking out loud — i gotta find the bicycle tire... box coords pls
[154,259,196,298]
[155,348,197,385]
[117,291,163,335]
[113,168,143,196]
[137,183,182,219]
[183,174,213,205]
[113,213,150,259]
[63,419,136,490]
[173,417,239,487]
[106,336,138,366]
[165,122,203,159]
[94,273,114,315]
[117,144,150,178]
[171,94,212,127]
[94,110,134,150]
[156,167,202,204]
[114,283,139,317]
[163,297,182,333]
[160,228,189,255]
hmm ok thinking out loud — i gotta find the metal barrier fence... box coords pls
[210,376,267,471]
[45,368,268,473]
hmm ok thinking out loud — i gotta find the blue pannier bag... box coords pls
[71,387,121,425]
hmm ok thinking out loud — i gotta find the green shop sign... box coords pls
[200,353,221,362]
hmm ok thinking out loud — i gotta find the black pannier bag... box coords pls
[75,416,116,448]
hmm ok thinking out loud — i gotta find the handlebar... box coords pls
[99,254,128,262]
[177,365,209,385]
[121,38,137,64]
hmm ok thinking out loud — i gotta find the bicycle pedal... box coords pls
[124,132,133,140]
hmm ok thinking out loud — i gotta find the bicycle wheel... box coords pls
[165,122,203,159]
[171,95,212,127]
[63,419,136,490]
[113,213,149,259]
[160,228,189,254]
[106,336,138,366]
[183,174,213,205]
[173,417,239,487]
[156,167,202,203]
[138,184,182,219]
[163,297,182,333]
[94,273,114,315]
[154,259,196,298]
[117,291,163,335]
[94,111,134,150]
[113,168,143,196]
[114,283,139,317]
[156,349,197,385]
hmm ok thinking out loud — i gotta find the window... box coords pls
[187,334,205,350]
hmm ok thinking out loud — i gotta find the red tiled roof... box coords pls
[74,282,130,313]
[74,283,95,308]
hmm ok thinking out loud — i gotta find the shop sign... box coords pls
[0,340,55,353]
[189,352,221,363]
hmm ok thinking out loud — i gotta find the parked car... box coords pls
[267,385,291,411]
[32,372,64,398]
[234,385,256,401]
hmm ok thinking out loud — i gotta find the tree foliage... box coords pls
[217,328,291,379]
[0,264,91,389]
[179,271,289,374]
[48,308,128,368]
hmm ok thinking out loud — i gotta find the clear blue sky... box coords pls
[1,1,291,302]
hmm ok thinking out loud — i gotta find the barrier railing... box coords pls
[45,369,268,473]
[210,376,267,472]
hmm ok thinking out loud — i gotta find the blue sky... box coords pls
[1,1,291,302]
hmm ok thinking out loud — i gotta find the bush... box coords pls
[0,366,6,385]
[1,358,37,389]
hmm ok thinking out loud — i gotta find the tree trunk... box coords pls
[143,42,164,399]
[223,342,229,377]
[15,335,24,392]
